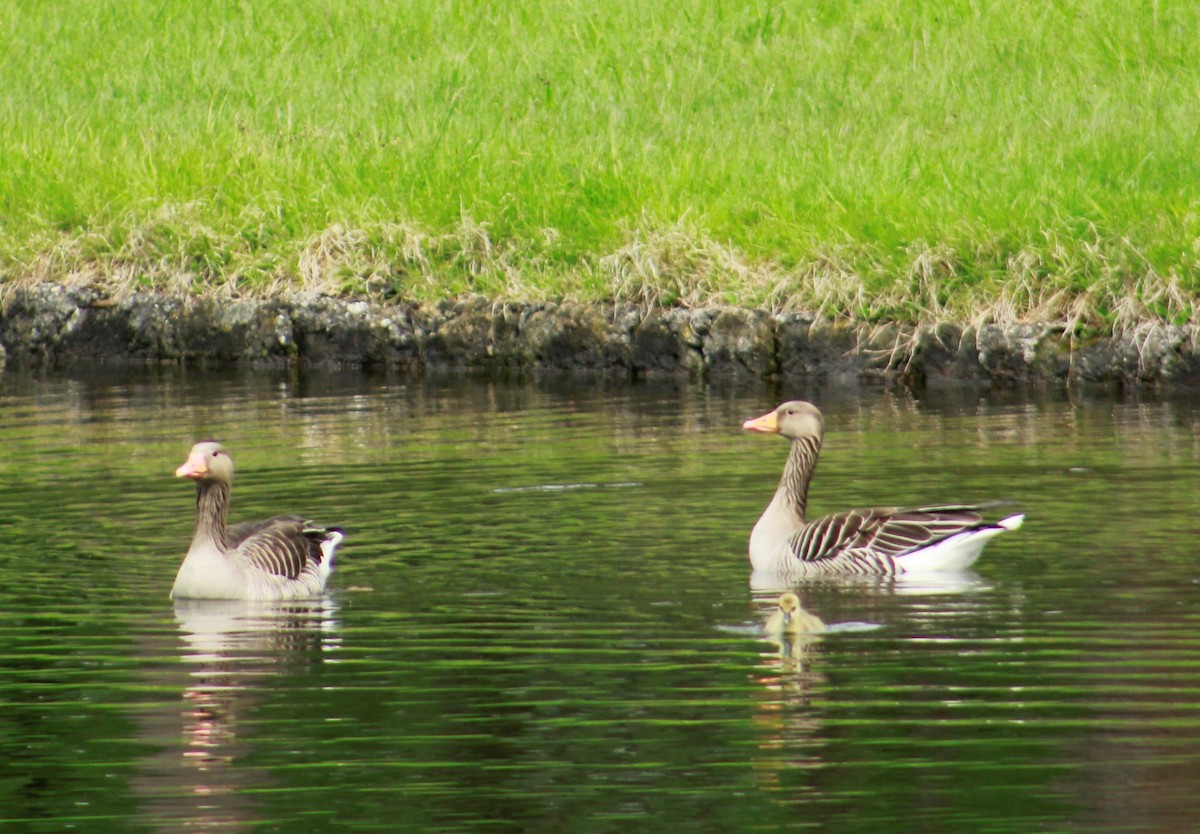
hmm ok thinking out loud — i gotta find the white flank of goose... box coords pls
[744,401,1023,578]
[171,441,344,601]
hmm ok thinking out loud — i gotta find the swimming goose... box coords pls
[763,592,825,635]
[743,401,1023,578]
[171,441,344,601]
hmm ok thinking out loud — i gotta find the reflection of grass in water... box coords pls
[1,0,1198,331]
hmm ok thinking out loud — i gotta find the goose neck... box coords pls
[193,480,230,550]
[781,435,821,519]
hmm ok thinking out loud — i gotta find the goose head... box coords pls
[176,441,235,485]
[742,400,824,442]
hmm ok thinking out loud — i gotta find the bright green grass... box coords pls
[1,0,1199,327]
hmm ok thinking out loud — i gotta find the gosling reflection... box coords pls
[751,592,827,788]
[135,598,340,833]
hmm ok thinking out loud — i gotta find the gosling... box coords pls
[763,592,825,635]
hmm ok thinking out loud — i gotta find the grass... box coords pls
[1,0,1199,331]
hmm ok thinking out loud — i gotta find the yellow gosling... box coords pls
[763,592,825,635]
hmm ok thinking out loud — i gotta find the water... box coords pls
[3,366,1200,832]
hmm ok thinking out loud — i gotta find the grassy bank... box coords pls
[2,0,1198,331]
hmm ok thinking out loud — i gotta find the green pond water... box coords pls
[2,367,1200,833]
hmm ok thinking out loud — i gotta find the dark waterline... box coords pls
[3,366,1200,832]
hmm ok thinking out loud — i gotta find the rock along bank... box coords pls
[2,284,1199,387]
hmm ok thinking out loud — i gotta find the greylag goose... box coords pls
[171,441,344,600]
[764,592,825,635]
[744,401,1023,578]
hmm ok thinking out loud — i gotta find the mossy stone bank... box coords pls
[3,285,1199,387]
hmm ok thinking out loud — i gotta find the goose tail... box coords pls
[315,527,345,584]
[896,514,1023,574]
[996,513,1025,532]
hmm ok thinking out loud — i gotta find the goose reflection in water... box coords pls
[134,598,340,833]
[750,568,990,597]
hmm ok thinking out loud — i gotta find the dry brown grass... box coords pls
[599,218,783,309]
[1,208,1194,341]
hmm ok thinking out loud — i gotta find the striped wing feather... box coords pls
[226,515,305,549]
[232,517,329,579]
[788,505,987,565]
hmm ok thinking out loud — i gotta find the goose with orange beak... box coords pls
[171,441,344,600]
[743,401,1022,578]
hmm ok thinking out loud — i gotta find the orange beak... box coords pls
[175,451,209,480]
[742,409,779,434]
